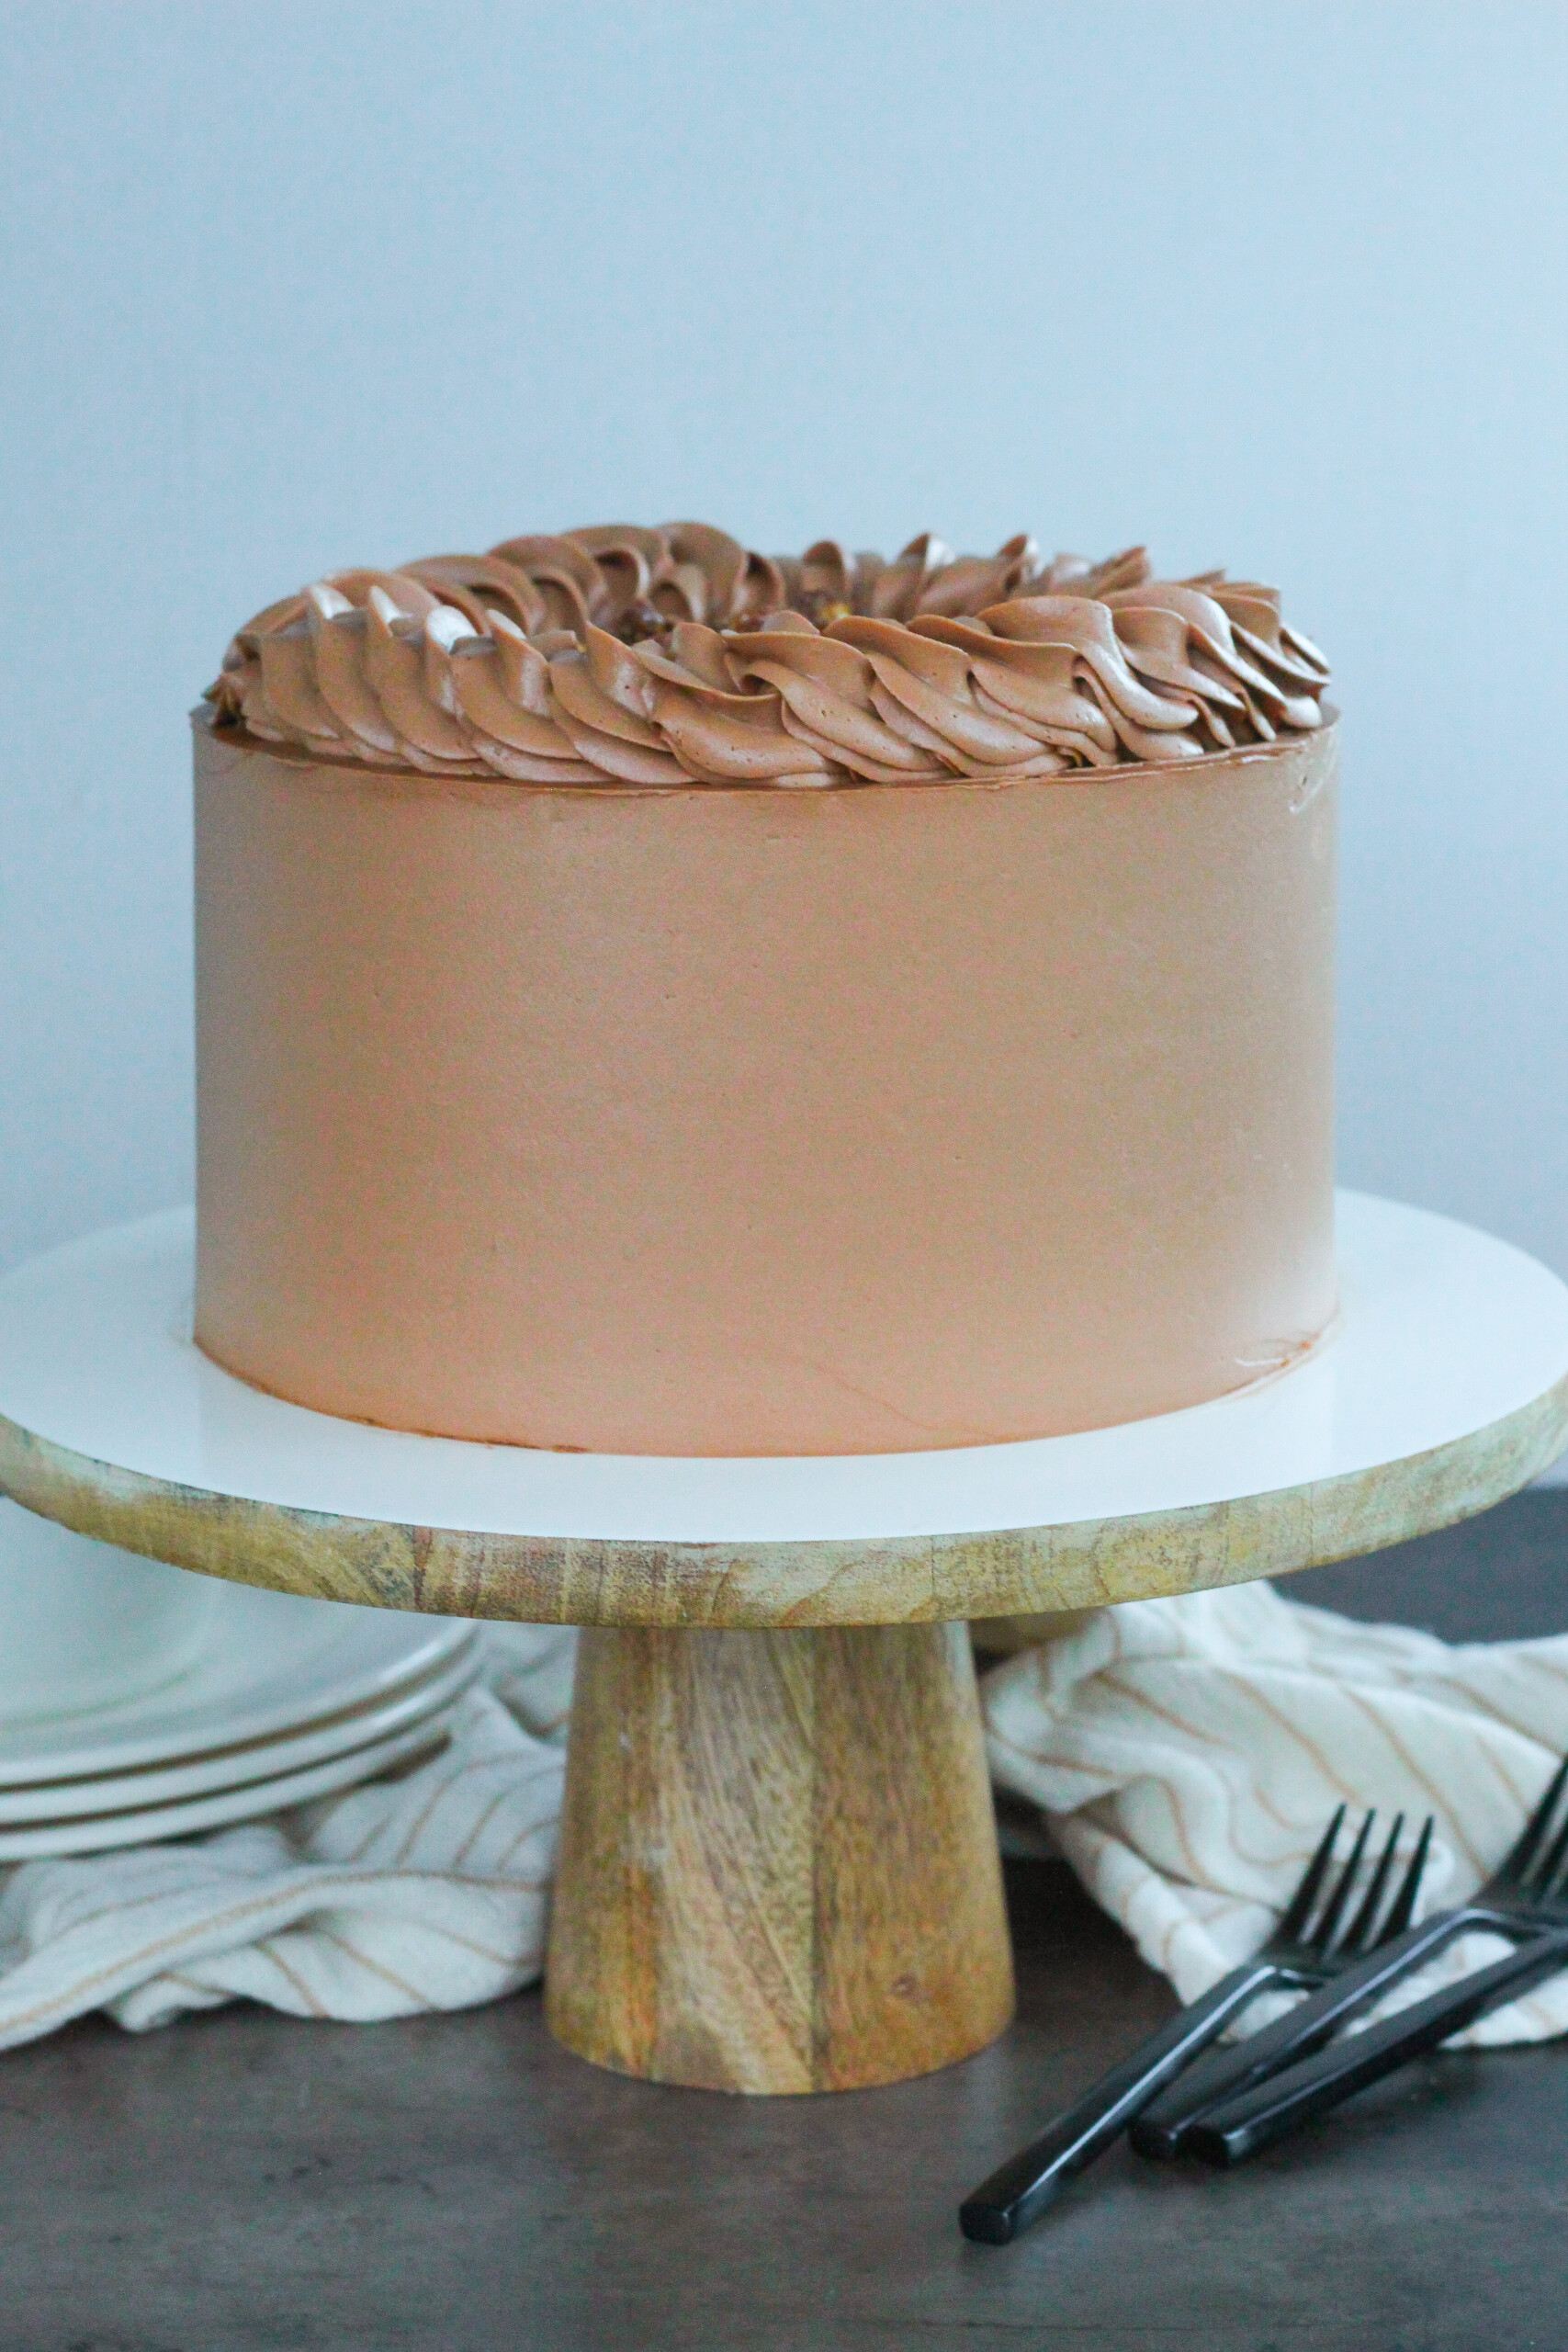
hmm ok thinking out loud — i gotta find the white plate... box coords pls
[0,1575,474,1785]
[0,1499,220,1723]
[0,1637,482,1819]
[0,1706,462,1859]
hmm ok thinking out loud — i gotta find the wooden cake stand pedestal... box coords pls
[3,1193,1567,2096]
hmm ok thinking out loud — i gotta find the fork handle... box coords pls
[1184,1925,1568,2165]
[1130,1910,1472,2159]
[958,1959,1283,2244]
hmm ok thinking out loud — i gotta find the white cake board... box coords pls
[0,1191,1562,1532]
[0,1191,1565,1629]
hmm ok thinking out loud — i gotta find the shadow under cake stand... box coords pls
[2,1191,1566,2097]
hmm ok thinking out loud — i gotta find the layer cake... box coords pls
[195,527,1336,1456]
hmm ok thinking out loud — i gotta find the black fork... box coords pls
[958,1805,1432,2244]
[1185,1761,1568,2164]
[1133,1749,1568,2159]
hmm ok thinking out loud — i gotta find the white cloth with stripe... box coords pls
[0,1584,1565,2050]
[984,1580,1568,2045]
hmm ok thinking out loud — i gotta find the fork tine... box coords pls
[1312,1808,1375,1954]
[1529,1795,1568,1899]
[1544,1837,1568,1907]
[1277,1804,1346,1941]
[1380,1815,1435,1940]
[1499,1753,1568,1885]
[1341,1812,1404,1953]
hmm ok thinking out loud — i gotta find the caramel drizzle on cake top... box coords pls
[206,526,1330,786]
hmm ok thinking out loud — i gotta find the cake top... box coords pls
[205,525,1330,788]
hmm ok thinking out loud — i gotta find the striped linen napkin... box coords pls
[984,1579,1568,2046]
[0,1584,1564,2050]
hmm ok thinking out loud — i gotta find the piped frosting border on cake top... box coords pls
[205,526,1330,787]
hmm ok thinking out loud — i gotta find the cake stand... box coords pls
[2,1192,1566,2097]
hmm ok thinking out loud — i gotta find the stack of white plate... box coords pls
[0,1501,480,1859]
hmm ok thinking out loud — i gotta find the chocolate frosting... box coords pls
[207,527,1329,786]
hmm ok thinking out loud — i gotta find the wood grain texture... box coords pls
[3,1375,1564,1629]
[544,1621,1014,2092]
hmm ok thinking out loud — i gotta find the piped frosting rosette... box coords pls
[207,526,1329,786]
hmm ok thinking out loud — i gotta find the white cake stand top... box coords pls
[1,1192,1564,1627]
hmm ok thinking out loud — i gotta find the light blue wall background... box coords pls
[4,6,1565,1445]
